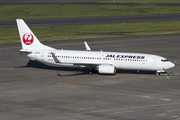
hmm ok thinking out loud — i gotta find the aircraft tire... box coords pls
[156,72,160,76]
[89,71,93,75]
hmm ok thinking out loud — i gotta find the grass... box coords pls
[0,21,180,44]
[112,0,180,3]
[128,30,180,36]
[73,0,180,3]
[1,5,180,20]
[0,35,119,44]
[59,21,180,33]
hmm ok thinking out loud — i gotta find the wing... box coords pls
[51,52,101,68]
[73,62,101,68]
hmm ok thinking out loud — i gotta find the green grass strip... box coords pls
[1,5,180,20]
[59,21,180,33]
[74,0,180,3]
[113,0,180,3]
[0,21,180,44]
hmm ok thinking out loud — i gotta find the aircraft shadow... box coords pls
[116,69,155,75]
[16,60,89,76]
[16,60,155,76]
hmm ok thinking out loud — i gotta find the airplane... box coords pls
[16,19,175,75]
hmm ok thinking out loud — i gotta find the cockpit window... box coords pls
[161,59,169,62]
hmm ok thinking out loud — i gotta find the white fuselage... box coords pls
[25,49,175,72]
[17,19,175,75]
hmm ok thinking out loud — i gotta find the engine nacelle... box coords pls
[98,65,116,74]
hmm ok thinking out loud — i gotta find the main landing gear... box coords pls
[89,67,96,75]
[89,70,93,75]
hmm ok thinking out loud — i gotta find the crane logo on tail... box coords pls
[23,33,34,45]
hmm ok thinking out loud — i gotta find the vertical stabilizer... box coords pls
[16,19,55,50]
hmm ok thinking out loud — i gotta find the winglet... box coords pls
[84,41,91,51]
[51,52,61,63]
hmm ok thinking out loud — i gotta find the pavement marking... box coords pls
[82,83,180,97]
[160,98,171,101]
[111,92,172,101]
[12,76,180,97]
[158,113,166,116]
[175,118,180,120]
[113,110,135,114]
[174,59,180,64]
[56,80,180,97]
[70,81,89,85]
[84,103,180,113]
[143,96,154,98]
[77,107,96,111]
[57,82,76,85]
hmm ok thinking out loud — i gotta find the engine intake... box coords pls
[98,65,116,74]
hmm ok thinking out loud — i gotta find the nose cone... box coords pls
[168,62,175,69]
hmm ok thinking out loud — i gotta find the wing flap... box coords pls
[73,62,101,67]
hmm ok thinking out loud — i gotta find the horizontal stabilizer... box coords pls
[20,49,32,54]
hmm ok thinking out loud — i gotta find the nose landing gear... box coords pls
[156,72,168,76]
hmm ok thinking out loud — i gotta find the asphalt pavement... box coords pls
[1,14,180,28]
[0,0,180,5]
[0,35,180,120]
[1,1,180,119]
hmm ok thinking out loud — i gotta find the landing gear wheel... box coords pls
[156,72,160,76]
[89,67,95,75]
[89,70,93,75]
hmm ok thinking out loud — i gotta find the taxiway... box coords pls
[0,35,180,120]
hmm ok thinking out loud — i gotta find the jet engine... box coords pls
[98,65,116,74]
